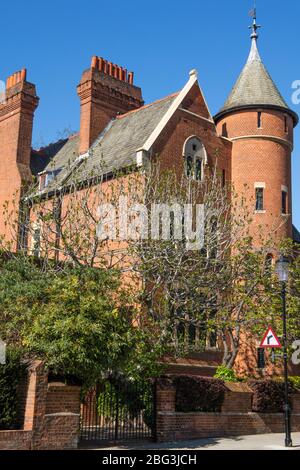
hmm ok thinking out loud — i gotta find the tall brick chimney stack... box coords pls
[77,56,144,154]
[0,68,39,240]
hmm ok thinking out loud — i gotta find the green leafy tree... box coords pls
[0,255,164,386]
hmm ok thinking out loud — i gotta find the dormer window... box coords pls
[183,137,207,182]
[39,169,61,190]
[39,174,46,191]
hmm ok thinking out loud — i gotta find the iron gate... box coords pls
[80,378,156,443]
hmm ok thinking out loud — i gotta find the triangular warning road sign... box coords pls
[260,327,282,348]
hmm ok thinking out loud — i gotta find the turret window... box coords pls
[183,136,207,182]
[221,123,228,137]
[257,111,262,129]
[282,189,288,215]
[284,115,288,134]
[255,187,264,211]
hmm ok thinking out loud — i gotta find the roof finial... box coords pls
[249,2,261,40]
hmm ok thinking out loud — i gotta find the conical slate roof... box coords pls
[215,36,298,124]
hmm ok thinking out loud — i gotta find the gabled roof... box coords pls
[36,93,178,195]
[215,37,298,125]
[32,70,210,196]
[74,93,179,182]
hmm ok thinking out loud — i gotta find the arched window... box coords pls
[183,137,206,181]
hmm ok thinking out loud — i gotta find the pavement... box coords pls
[87,433,300,450]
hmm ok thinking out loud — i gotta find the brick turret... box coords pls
[215,19,298,243]
[77,56,144,154]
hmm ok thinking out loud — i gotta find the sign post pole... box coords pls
[275,254,292,448]
[281,281,293,447]
[260,321,292,447]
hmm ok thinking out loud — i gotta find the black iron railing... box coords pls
[80,379,155,443]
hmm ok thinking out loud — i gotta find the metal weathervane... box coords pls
[249,1,261,39]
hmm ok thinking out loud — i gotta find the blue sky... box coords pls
[1,0,299,228]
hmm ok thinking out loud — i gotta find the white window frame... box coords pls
[183,136,207,182]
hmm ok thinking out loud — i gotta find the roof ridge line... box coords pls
[141,71,199,152]
[116,92,179,120]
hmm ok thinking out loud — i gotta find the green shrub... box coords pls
[249,379,295,413]
[214,365,239,382]
[288,376,300,391]
[0,349,26,430]
[174,375,226,412]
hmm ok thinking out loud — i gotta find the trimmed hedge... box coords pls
[174,375,226,412]
[249,379,295,413]
[155,376,174,390]
[0,351,26,430]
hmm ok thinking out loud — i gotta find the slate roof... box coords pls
[215,38,298,124]
[41,134,79,176]
[35,93,178,195]
[30,139,69,175]
[293,225,300,244]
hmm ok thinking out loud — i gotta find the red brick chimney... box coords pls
[0,68,39,240]
[77,56,144,154]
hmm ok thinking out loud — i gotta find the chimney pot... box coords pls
[128,72,134,85]
[91,56,98,69]
[98,57,104,72]
[21,68,27,81]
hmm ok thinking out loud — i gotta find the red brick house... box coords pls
[0,20,299,375]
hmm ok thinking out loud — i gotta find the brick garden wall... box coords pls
[0,361,81,450]
[0,431,32,450]
[156,381,300,442]
[46,384,81,414]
